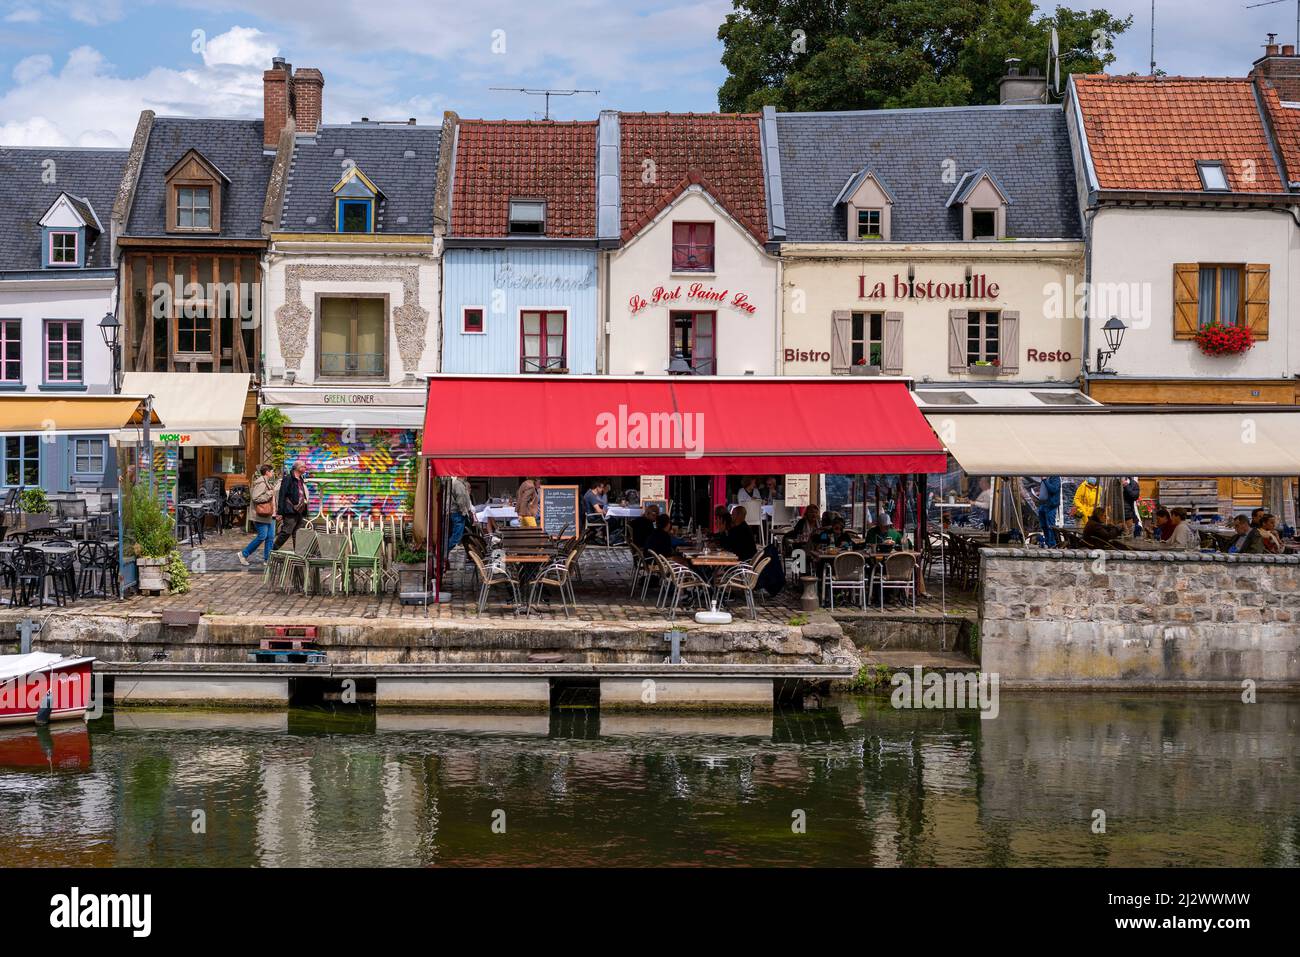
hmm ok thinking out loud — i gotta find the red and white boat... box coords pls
[0,653,95,726]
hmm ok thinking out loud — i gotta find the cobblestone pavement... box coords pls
[70,531,977,624]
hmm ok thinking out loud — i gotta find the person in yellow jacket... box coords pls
[1072,477,1101,524]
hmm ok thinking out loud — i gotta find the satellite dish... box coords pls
[1050,27,1061,95]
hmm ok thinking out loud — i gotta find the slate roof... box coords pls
[619,112,768,244]
[1072,75,1287,193]
[776,104,1082,242]
[280,123,440,233]
[451,119,597,238]
[124,117,273,240]
[0,146,127,271]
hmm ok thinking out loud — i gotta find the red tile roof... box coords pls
[619,112,769,244]
[451,119,597,238]
[1260,84,1300,184]
[1073,75,1286,192]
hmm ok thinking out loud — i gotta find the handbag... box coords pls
[255,500,274,517]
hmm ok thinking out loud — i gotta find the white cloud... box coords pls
[201,24,279,69]
[4,7,42,23]
[12,54,52,85]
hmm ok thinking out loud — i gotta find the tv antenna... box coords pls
[489,87,599,120]
[1247,0,1300,48]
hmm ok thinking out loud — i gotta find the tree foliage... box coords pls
[717,0,1133,113]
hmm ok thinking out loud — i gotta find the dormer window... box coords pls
[164,149,226,234]
[835,168,894,242]
[947,168,1010,241]
[332,165,382,234]
[1197,161,1230,192]
[508,199,546,235]
[48,232,78,266]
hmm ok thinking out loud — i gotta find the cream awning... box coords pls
[0,394,160,436]
[115,372,250,446]
[925,408,1300,477]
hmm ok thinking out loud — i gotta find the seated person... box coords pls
[1259,513,1283,554]
[1158,507,1200,551]
[645,513,677,558]
[813,517,856,549]
[1082,506,1123,544]
[786,505,821,543]
[864,515,903,547]
[1228,514,1266,554]
[720,505,758,562]
[629,504,659,551]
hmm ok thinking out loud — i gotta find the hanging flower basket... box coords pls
[1194,322,1255,357]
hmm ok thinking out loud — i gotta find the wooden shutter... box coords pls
[831,310,851,374]
[1245,264,1270,340]
[998,310,1020,374]
[882,311,904,375]
[1172,263,1199,339]
[948,309,968,373]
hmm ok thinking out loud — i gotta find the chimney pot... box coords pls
[1284,44,1296,56]
[1267,43,1281,57]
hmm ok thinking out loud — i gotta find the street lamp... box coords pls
[98,311,121,393]
[1094,315,1127,375]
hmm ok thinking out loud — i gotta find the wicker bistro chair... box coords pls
[343,529,384,595]
[467,549,520,615]
[666,561,712,621]
[525,549,578,618]
[878,551,919,610]
[627,542,652,598]
[716,553,771,620]
[304,533,349,595]
[822,551,868,609]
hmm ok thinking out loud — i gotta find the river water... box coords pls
[1,694,1296,867]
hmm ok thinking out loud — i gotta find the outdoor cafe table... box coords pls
[0,540,78,606]
[475,505,518,524]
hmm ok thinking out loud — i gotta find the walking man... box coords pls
[1035,475,1061,547]
[273,461,310,550]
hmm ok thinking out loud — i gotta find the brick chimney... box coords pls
[263,57,292,148]
[291,68,325,136]
[1251,35,1300,102]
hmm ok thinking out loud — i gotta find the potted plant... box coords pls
[394,544,428,597]
[125,479,188,594]
[17,487,49,530]
[1194,322,1255,357]
[850,346,882,376]
[969,358,1001,376]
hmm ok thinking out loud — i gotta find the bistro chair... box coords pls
[525,549,578,618]
[265,526,319,593]
[468,549,520,615]
[878,552,919,610]
[42,544,77,606]
[7,546,47,608]
[627,542,652,598]
[666,561,712,622]
[822,551,868,609]
[584,511,611,548]
[304,533,348,595]
[0,486,19,518]
[77,540,118,598]
[343,529,384,595]
[716,555,769,620]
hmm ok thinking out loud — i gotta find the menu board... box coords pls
[640,475,666,501]
[539,484,579,540]
[784,474,811,508]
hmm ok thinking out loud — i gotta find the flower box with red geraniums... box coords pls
[1194,322,1255,357]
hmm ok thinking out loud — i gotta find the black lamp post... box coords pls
[98,311,121,394]
[1094,315,1127,375]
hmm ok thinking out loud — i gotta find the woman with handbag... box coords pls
[238,464,278,566]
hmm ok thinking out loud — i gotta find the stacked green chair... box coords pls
[343,529,383,595]
[304,532,348,595]
[266,525,319,593]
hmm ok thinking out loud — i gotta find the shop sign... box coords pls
[157,433,191,444]
[1026,349,1073,362]
[640,475,666,500]
[859,274,1000,301]
[495,264,595,291]
[630,282,758,316]
[323,393,377,405]
[784,348,831,363]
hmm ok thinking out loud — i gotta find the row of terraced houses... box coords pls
[5,42,1300,517]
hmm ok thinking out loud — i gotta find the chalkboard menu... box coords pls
[540,484,579,539]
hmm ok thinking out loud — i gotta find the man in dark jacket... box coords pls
[1034,475,1062,546]
[273,462,311,550]
[721,505,757,562]
[1229,514,1266,554]
[629,504,659,550]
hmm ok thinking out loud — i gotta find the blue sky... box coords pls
[0,0,1291,147]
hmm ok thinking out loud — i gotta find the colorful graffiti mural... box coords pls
[283,427,416,519]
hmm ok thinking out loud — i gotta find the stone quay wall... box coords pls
[979,549,1300,688]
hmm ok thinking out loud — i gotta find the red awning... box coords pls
[422,375,946,477]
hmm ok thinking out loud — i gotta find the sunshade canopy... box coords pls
[422,374,947,477]
[0,394,159,436]
[117,372,250,446]
[927,407,1300,477]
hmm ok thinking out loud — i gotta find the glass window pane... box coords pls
[522,313,540,335]
[194,209,210,228]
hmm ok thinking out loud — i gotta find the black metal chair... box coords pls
[176,500,206,545]
[42,546,77,605]
[8,546,46,607]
